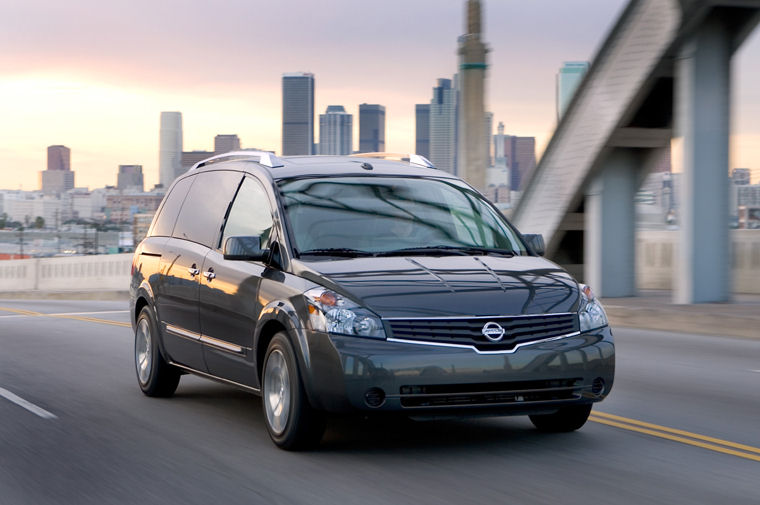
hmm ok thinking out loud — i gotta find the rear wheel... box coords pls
[529,404,592,432]
[135,306,180,397]
[262,332,325,450]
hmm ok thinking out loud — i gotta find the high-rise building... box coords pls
[456,0,489,191]
[415,104,430,158]
[47,145,71,171]
[429,77,458,175]
[117,165,144,192]
[556,61,589,120]
[159,111,183,189]
[40,145,74,195]
[358,104,385,153]
[505,135,536,190]
[484,111,493,167]
[494,122,506,166]
[282,72,315,155]
[214,134,241,155]
[318,106,352,155]
[181,151,214,174]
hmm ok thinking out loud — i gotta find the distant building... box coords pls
[159,112,183,188]
[117,165,144,192]
[429,77,458,175]
[415,104,430,158]
[732,168,751,185]
[180,150,214,175]
[358,104,385,153]
[556,61,589,120]
[504,135,536,190]
[132,213,156,245]
[214,134,241,155]
[282,72,315,155]
[105,193,163,223]
[318,105,352,155]
[484,112,493,167]
[40,145,74,195]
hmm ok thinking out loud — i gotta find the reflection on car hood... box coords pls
[294,255,580,318]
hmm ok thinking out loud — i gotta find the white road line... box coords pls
[0,387,57,419]
[749,370,760,374]
[48,310,129,316]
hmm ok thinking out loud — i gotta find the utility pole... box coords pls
[19,226,24,258]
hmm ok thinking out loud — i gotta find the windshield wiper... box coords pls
[376,245,516,257]
[297,247,375,258]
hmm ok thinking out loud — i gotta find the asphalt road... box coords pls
[0,299,758,505]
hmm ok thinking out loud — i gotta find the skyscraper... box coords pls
[415,104,430,158]
[40,145,74,195]
[214,134,241,155]
[358,104,386,153]
[117,165,144,192]
[318,105,352,155]
[456,0,489,191]
[282,72,315,155]
[47,145,71,171]
[429,78,458,175]
[505,135,536,190]
[556,61,590,120]
[484,111,493,167]
[159,111,183,189]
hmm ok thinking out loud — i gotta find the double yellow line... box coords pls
[590,411,760,462]
[0,306,131,328]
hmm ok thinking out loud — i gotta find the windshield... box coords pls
[278,176,527,256]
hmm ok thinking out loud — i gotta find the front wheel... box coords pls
[135,306,180,397]
[529,404,592,432]
[262,332,325,450]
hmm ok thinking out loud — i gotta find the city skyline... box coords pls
[2,0,760,191]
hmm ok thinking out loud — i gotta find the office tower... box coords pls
[117,165,144,192]
[456,0,489,191]
[505,135,536,190]
[484,111,493,167]
[358,104,386,153]
[40,145,75,195]
[494,122,506,166]
[415,104,430,158]
[214,134,241,155]
[282,72,315,155]
[429,77,458,175]
[319,106,352,155]
[556,61,589,120]
[159,111,183,188]
[47,145,71,171]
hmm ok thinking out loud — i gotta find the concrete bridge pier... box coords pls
[585,149,639,298]
[674,17,732,304]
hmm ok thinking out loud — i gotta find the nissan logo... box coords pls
[482,322,506,342]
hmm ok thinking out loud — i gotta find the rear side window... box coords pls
[172,170,242,247]
[150,176,194,237]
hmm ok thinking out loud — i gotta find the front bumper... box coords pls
[300,326,615,416]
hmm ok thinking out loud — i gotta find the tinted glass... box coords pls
[172,171,242,247]
[150,176,193,237]
[278,176,526,254]
[222,177,274,250]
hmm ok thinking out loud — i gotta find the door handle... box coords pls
[188,265,199,276]
[203,269,216,280]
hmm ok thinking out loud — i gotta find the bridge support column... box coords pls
[584,149,638,298]
[674,18,731,303]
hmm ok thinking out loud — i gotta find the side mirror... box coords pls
[223,236,269,261]
[524,234,545,256]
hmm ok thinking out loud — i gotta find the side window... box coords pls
[172,171,242,247]
[150,176,193,237]
[221,177,274,250]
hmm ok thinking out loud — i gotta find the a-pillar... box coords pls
[674,17,731,303]
[585,149,638,298]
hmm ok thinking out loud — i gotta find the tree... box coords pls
[0,213,7,229]
[34,216,45,229]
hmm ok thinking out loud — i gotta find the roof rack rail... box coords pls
[349,152,436,169]
[191,151,284,170]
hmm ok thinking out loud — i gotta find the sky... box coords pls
[1,0,759,191]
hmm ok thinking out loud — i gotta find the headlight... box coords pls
[578,284,608,332]
[304,287,386,339]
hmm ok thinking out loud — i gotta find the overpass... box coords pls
[511,0,760,303]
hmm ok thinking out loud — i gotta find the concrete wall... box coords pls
[0,254,131,293]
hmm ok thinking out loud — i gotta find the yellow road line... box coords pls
[0,306,43,316]
[0,307,130,328]
[589,414,760,463]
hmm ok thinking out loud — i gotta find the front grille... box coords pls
[387,313,579,351]
[399,379,583,408]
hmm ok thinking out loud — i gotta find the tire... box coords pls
[262,332,325,450]
[134,305,180,397]
[529,404,592,432]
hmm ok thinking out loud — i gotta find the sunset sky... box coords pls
[2,0,759,191]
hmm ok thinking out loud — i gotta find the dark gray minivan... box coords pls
[129,152,614,450]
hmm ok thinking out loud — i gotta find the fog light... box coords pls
[592,377,606,396]
[364,387,386,408]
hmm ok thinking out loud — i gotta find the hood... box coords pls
[293,255,581,318]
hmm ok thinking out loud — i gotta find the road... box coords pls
[0,299,758,505]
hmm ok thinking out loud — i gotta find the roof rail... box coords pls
[350,152,436,169]
[191,150,285,170]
